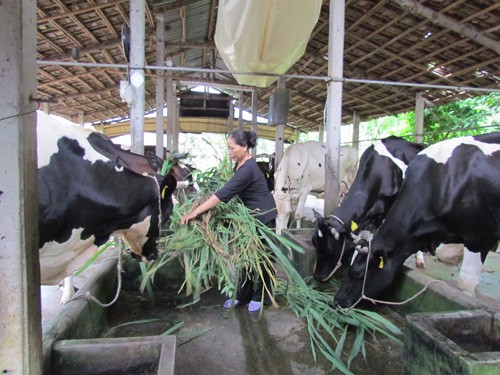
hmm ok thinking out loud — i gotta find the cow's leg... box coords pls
[457,248,482,296]
[60,274,75,305]
[415,251,425,267]
[293,192,308,229]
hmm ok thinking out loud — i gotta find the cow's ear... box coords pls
[159,173,177,199]
[312,209,322,221]
[372,250,386,270]
[145,151,163,171]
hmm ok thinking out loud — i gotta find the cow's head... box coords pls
[312,211,352,282]
[117,173,176,262]
[333,242,401,309]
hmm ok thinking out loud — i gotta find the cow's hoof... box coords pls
[415,260,425,268]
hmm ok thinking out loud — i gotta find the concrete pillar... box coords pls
[352,111,360,151]
[227,99,234,132]
[251,89,258,157]
[271,77,289,168]
[166,57,174,152]
[0,1,42,373]
[238,91,244,130]
[42,102,50,115]
[415,92,424,143]
[130,0,145,154]
[79,112,84,127]
[155,13,165,158]
[324,0,345,217]
[172,83,179,151]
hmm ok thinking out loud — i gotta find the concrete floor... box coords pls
[40,196,500,374]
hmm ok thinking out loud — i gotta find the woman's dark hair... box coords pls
[228,129,257,149]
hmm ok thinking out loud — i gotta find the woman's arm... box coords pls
[180,194,221,224]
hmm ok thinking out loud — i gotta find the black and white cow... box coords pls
[37,112,177,300]
[312,136,426,282]
[334,133,500,308]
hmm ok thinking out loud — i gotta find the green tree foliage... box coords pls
[421,93,500,144]
[357,93,499,149]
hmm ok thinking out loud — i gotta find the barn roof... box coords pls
[36,0,500,138]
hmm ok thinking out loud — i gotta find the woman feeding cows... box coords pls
[180,129,277,313]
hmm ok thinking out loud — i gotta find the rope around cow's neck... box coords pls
[69,243,123,308]
[329,237,346,278]
[338,240,447,312]
[327,215,346,278]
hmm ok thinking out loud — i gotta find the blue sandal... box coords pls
[247,300,262,312]
[223,299,241,309]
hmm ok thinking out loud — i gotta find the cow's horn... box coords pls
[355,244,369,254]
[350,250,359,266]
[176,180,189,189]
[172,152,189,160]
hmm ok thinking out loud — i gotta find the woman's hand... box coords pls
[180,211,198,224]
[180,194,219,224]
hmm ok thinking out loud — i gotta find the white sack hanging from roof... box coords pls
[214,0,322,88]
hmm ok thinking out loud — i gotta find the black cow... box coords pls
[312,136,426,282]
[37,112,176,292]
[334,133,500,308]
[257,157,275,192]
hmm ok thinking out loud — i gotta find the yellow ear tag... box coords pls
[161,185,168,199]
[351,221,359,231]
[378,256,384,269]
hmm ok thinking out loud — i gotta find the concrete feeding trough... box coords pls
[281,228,317,278]
[42,249,176,374]
[51,335,175,375]
[404,310,500,374]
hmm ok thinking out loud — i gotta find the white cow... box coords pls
[273,141,358,234]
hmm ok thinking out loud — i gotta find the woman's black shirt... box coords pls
[215,158,277,224]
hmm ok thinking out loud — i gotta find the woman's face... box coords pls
[227,137,247,163]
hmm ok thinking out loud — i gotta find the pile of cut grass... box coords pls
[141,162,401,374]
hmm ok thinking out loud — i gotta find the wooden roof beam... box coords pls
[393,0,500,54]
[40,38,122,61]
[37,0,129,24]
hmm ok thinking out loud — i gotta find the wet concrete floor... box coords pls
[41,241,500,374]
[103,287,406,375]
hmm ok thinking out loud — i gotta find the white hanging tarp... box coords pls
[215,0,322,87]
